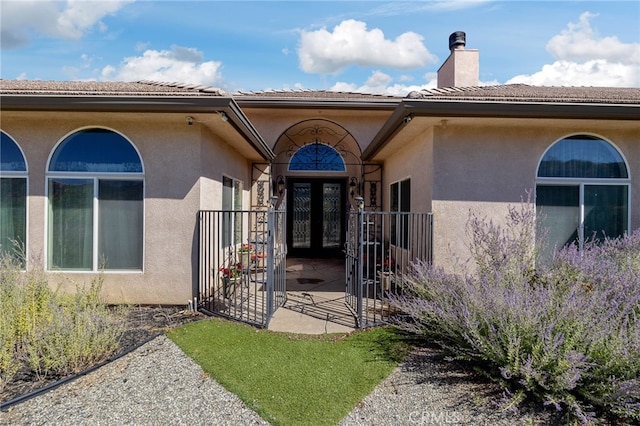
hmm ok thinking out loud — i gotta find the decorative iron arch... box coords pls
[272,119,363,168]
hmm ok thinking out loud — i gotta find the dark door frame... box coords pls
[286,177,347,258]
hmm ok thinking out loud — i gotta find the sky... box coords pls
[1,1,639,95]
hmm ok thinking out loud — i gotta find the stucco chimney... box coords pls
[437,31,479,88]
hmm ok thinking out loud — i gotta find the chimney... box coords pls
[437,31,479,88]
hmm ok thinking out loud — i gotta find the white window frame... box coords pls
[535,134,631,251]
[222,174,243,248]
[45,127,145,273]
[390,177,411,250]
[0,130,29,266]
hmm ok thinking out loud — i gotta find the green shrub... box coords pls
[390,203,640,424]
[0,254,124,390]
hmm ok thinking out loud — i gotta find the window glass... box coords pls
[536,135,629,254]
[233,179,243,245]
[222,176,243,247]
[538,135,627,178]
[0,132,27,263]
[1,132,27,171]
[390,179,411,249]
[536,185,580,252]
[584,185,628,242]
[48,178,94,270]
[47,129,144,271]
[0,178,27,259]
[98,180,144,269]
[289,144,346,171]
[50,129,142,173]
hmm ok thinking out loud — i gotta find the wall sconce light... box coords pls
[355,196,365,211]
[349,177,359,198]
[276,175,285,195]
[186,116,194,126]
[218,111,229,122]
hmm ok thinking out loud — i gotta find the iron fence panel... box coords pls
[198,203,286,327]
[346,210,433,328]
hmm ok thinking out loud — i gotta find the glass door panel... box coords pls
[288,179,345,257]
[322,183,341,249]
[292,182,311,248]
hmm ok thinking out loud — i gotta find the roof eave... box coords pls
[2,94,274,161]
[402,99,640,119]
[1,94,234,112]
[363,99,640,160]
[224,100,275,160]
[234,98,400,110]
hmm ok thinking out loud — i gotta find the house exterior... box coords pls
[2,34,638,306]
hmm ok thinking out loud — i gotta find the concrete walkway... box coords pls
[267,258,357,334]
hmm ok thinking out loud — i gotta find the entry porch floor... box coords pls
[268,257,357,334]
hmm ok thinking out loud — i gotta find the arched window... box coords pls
[0,131,27,263]
[47,128,144,271]
[288,143,346,171]
[536,135,630,253]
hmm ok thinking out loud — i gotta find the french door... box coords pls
[287,178,346,258]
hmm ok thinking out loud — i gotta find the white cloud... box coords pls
[329,70,438,96]
[298,19,437,74]
[330,70,501,96]
[368,0,492,16]
[546,12,639,64]
[507,59,637,88]
[507,12,640,87]
[135,42,150,52]
[102,46,223,86]
[0,0,133,50]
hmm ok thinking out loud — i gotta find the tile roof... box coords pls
[0,80,226,96]
[407,84,640,104]
[2,80,639,105]
[234,89,401,101]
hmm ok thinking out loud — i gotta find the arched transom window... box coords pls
[288,143,346,171]
[47,128,144,271]
[1,131,27,263]
[536,134,630,253]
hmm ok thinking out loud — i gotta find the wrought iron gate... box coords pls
[198,202,286,327]
[345,207,433,328]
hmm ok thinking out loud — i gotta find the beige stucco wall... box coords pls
[437,49,479,88]
[431,119,639,272]
[1,111,250,305]
[382,127,433,212]
[242,108,392,153]
[241,108,394,210]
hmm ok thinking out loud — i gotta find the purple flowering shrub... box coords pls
[390,203,640,423]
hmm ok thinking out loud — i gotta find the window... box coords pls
[0,131,27,263]
[289,143,346,171]
[390,178,411,249]
[222,176,243,247]
[47,129,143,271]
[536,135,629,254]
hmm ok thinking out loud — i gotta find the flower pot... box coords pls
[240,251,253,269]
[377,271,393,291]
[221,276,241,299]
[253,253,267,269]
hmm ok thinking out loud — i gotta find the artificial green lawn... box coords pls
[167,318,411,426]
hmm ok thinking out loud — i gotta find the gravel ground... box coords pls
[340,346,561,425]
[1,306,206,403]
[1,336,268,426]
[1,331,562,426]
